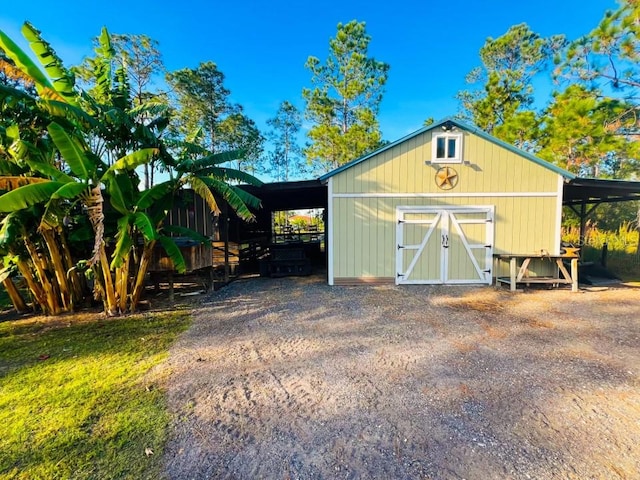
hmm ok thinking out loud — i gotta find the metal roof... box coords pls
[563,177,640,206]
[239,179,327,211]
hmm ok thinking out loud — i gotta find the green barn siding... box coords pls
[333,131,559,195]
[329,129,563,282]
[331,195,559,279]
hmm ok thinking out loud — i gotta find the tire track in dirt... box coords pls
[163,277,640,480]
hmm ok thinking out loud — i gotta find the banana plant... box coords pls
[0,23,154,314]
[0,23,264,315]
[105,142,264,311]
[0,119,161,314]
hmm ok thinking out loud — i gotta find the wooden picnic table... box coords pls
[496,253,579,292]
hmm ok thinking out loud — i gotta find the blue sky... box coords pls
[1,0,617,145]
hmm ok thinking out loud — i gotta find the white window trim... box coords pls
[431,132,463,163]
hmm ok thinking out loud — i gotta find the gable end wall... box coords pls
[329,130,563,282]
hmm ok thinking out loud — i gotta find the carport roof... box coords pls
[563,177,640,206]
[239,179,327,211]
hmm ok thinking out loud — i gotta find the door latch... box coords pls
[442,234,449,248]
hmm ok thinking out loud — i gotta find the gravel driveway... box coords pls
[162,275,640,479]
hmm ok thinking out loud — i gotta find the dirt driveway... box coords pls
[162,276,640,479]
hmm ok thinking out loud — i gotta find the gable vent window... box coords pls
[432,132,463,163]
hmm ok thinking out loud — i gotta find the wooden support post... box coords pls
[509,257,517,292]
[207,266,215,293]
[601,242,608,267]
[223,202,230,284]
[571,258,579,293]
[579,201,587,248]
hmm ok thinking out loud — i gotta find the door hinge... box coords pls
[485,218,493,223]
[397,244,404,250]
[397,272,404,278]
[485,244,492,248]
[398,219,404,224]
[483,269,491,273]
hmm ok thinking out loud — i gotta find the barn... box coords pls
[320,118,577,286]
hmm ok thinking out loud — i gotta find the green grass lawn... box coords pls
[0,309,191,480]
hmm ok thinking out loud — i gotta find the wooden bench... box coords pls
[496,254,579,292]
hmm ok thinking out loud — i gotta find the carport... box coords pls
[235,179,327,243]
[231,180,328,274]
[563,177,640,244]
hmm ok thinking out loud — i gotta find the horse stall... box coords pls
[147,189,230,301]
[146,181,329,301]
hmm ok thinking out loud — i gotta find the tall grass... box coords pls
[562,222,640,280]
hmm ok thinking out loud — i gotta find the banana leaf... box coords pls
[230,185,262,210]
[108,148,159,173]
[25,160,74,183]
[37,99,96,129]
[133,212,157,242]
[0,27,54,94]
[7,137,50,166]
[164,137,207,157]
[128,102,170,118]
[157,235,186,274]
[194,166,264,186]
[135,181,175,211]
[176,149,244,173]
[0,181,66,212]
[0,266,11,283]
[0,83,34,103]
[47,122,94,179]
[0,159,24,176]
[0,176,50,191]
[110,215,133,269]
[196,176,258,221]
[104,172,136,216]
[51,182,88,199]
[187,176,219,215]
[0,212,21,247]
[21,22,77,105]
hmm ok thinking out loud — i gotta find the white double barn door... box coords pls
[396,206,494,285]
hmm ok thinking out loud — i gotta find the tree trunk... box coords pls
[130,240,155,311]
[24,237,61,315]
[40,227,71,311]
[98,242,118,316]
[86,185,106,268]
[85,185,118,315]
[144,163,150,190]
[2,277,29,314]
[59,233,88,306]
[115,252,131,313]
[16,257,49,314]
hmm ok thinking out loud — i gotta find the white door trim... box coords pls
[397,206,494,285]
[401,212,443,283]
